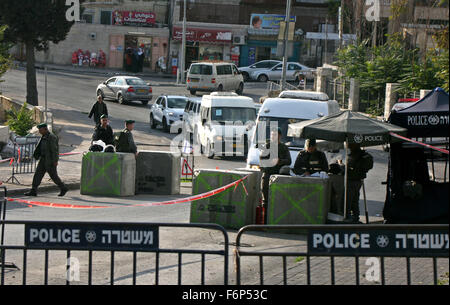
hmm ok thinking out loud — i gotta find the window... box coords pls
[81,14,93,24]
[106,78,116,85]
[216,65,225,75]
[254,61,270,69]
[223,65,232,75]
[168,98,188,109]
[211,107,256,123]
[156,97,162,105]
[100,11,112,25]
[232,65,239,75]
[288,64,301,71]
[126,78,146,85]
[115,78,124,86]
[189,64,212,75]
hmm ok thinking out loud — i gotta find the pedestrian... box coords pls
[24,123,68,197]
[114,120,138,157]
[92,114,114,146]
[293,138,329,176]
[346,143,374,223]
[138,45,145,72]
[88,95,108,126]
[259,128,291,223]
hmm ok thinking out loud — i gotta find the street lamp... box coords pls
[179,0,187,84]
[281,0,292,90]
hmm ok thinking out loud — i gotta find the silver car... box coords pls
[250,62,313,82]
[96,76,153,105]
[238,60,281,82]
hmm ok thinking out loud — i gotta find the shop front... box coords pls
[172,27,233,70]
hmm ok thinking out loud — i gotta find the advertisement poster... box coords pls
[250,14,296,30]
[248,47,256,66]
[113,11,156,27]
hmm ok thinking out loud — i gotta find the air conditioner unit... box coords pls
[233,35,247,45]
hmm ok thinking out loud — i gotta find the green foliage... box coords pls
[6,102,35,137]
[0,25,12,85]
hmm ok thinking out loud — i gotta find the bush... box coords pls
[6,102,35,136]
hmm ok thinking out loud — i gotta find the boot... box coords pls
[24,189,37,196]
[58,186,69,197]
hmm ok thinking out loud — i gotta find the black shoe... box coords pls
[24,190,37,196]
[58,187,68,197]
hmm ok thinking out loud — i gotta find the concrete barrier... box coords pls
[135,150,180,195]
[81,152,136,196]
[190,169,261,230]
[267,175,331,225]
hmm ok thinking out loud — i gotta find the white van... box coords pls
[187,62,244,96]
[194,92,257,158]
[247,91,341,168]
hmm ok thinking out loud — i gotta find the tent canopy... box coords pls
[389,88,449,137]
[288,110,407,147]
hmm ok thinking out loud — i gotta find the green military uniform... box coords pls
[260,140,292,222]
[31,129,67,194]
[115,128,137,154]
[346,148,373,222]
[293,150,329,175]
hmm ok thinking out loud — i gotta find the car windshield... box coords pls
[255,116,307,147]
[168,98,187,109]
[189,64,212,75]
[211,107,256,123]
[126,78,146,86]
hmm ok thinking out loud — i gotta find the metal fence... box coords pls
[235,224,449,285]
[0,220,229,285]
[326,78,350,109]
[5,136,40,185]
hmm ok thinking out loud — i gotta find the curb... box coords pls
[5,181,81,197]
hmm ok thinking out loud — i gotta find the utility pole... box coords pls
[281,0,292,90]
[179,0,187,84]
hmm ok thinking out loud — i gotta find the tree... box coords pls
[0,0,75,106]
[0,25,12,89]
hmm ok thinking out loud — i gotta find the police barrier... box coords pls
[0,220,229,285]
[5,137,40,185]
[235,224,449,285]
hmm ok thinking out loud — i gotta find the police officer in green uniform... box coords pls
[115,120,138,156]
[346,143,373,223]
[293,138,329,176]
[24,123,68,197]
[260,128,292,223]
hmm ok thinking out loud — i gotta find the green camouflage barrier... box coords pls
[81,152,136,196]
[190,169,261,230]
[268,175,331,225]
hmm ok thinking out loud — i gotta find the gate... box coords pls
[5,136,40,185]
[0,220,229,285]
[235,224,449,285]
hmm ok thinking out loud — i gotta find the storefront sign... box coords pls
[173,27,232,43]
[113,11,156,27]
[250,14,296,30]
[25,223,159,251]
[308,229,449,256]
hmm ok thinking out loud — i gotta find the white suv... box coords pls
[150,95,188,133]
[187,62,244,96]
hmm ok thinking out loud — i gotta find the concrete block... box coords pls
[190,169,261,230]
[267,175,331,225]
[81,152,136,196]
[135,150,180,195]
[0,125,9,144]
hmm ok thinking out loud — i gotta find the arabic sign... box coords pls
[25,223,159,251]
[172,27,232,43]
[113,11,156,27]
[250,14,296,30]
[308,229,449,256]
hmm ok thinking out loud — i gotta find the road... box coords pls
[0,67,398,286]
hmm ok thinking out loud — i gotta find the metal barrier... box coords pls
[0,220,229,285]
[5,136,40,185]
[235,224,449,285]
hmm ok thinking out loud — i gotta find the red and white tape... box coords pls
[390,132,449,155]
[6,175,250,209]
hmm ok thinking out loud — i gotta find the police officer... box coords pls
[24,123,68,197]
[293,138,329,176]
[88,95,108,126]
[260,128,291,223]
[92,114,114,145]
[346,143,373,223]
[115,120,138,157]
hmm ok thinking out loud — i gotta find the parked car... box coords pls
[182,97,202,142]
[96,76,152,105]
[150,95,188,133]
[186,62,244,96]
[250,62,313,82]
[238,60,281,82]
[194,92,257,159]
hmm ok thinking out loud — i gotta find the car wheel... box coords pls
[189,89,197,95]
[141,100,149,106]
[118,94,126,104]
[257,74,268,82]
[162,117,169,132]
[150,114,157,129]
[236,82,244,95]
[217,84,223,92]
[242,72,249,82]
[206,140,214,159]
[97,89,105,100]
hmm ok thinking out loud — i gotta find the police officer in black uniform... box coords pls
[92,114,114,145]
[293,138,329,176]
[260,128,292,223]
